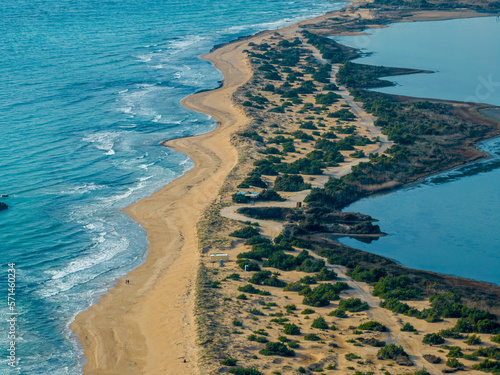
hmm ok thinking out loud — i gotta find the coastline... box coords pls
[71,38,254,374]
[70,7,358,373]
[70,3,500,374]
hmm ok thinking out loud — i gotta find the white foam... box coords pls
[83,132,119,155]
[153,114,162,122]
[62,183,106,195]
[136,53,153,62]
[41,234,131,297]
[168,35,206,51]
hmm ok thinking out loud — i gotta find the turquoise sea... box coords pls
[0,0,345,373]
[335,17,500,285]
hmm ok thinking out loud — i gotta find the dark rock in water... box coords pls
[0,202,8,211]
[0,194,7,198]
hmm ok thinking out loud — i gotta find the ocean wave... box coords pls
[168,35,207,52]
[61,183,106,196]
[42,233,130,295]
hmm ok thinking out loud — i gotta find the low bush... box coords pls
[422,333,445,345]
[311,316,330,330]
[274,174,311,192]
[247,334,268,343]
[249,271,287,287]
[465,334,481,345]
[230,226,260,238]
[236,259,260,272]
[304,333,321,341]
[338,298,369,312]
[345,353,361,361]
[401,322,416,332]
[283,323,301,335]
[377,344,408,360]
[301,308,315,315]
[259,342,295,357]
[328,308,348,318]
[445,358,464,369]
[221,358,238,366]
[358,321,387,332]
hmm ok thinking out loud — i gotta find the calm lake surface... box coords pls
[334,17,500,285]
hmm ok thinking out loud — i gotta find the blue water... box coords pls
[335,16,500,104]
[0,0,345,373]
[335,17,500,285]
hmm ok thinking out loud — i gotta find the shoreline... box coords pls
[70,4,500,374]
[71,37,254,374]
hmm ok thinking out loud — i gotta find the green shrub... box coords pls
[304,333,321,341]
[315,92,341,106]
[233,319,243,326]
[248,334,268,343]
[491,333,500,343]
[358,321,387,332]
[263,84,275,92]
[445,358,464,369]
[283,323,301,335]
[338,298,369,312]
[471,359,500,372]
[259,342,296,357]
[249,271,287,287]
[422,333,445,345]
[438,329,465,339]
[315,267,337,281]
[465,334,481,345]
[377,344,408,360]
[446,346,463,358]
[311,316,330,330]
[277,335,290,342]
[238,284,263,295]
[274,174,311,192]
[401,322,416,332]
[270,318,289,325]
[236,259,260,272]
[301,308,315,315]
[221,358,238,366]
[372,275,421,300]
[345,353,361,361]
[288,340,300,348]
[249,308,265,316]
[230,226,260,238]
[328,308,347,318]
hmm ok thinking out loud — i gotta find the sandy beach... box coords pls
[71,38,254,374]
[70,2,499,374]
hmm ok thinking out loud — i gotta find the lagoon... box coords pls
[335,17,500,285]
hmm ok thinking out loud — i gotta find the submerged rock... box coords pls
[0,202,8,211]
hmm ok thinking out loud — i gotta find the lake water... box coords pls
[334,17,500,285]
